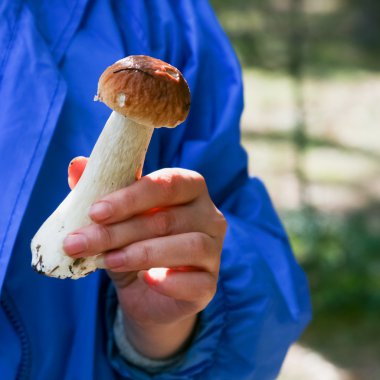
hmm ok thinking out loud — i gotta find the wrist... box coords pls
[121,311,197,360]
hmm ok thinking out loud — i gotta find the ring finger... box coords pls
[98,232,220,274]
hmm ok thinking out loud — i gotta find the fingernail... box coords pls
[89,201,113,221]
[137,270,148,282]
[63,234,88,255]
[103,252,125,269]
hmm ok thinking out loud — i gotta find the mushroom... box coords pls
[31,55,191,279]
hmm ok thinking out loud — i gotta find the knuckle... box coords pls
[202,275,217,299]
[94,224,113,249]
[213,209,228,237]
[119,188,136,209]
[162,179,177,203]
[186,171,208,199]
[182,169,206,195]
[137,243,152,268]
[210,207,228,240]
[193,172,207,191]
[154,171,181,203]
[211,255,221,274]
[189,234,220,273]
[189,233,209,255]
[152,210,173,236]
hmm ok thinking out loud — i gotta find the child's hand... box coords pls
[64,157,227,359]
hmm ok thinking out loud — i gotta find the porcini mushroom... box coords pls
[31,55,191,279]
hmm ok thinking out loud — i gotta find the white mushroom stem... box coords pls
[31,111,154,279]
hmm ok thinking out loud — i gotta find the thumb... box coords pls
[68,156,88,190]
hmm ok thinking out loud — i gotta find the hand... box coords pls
[64,157,227,359]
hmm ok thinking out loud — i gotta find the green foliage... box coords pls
[210,0,380,73]
[283,205,380,317]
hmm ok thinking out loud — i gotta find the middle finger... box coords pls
[63,205,212,258]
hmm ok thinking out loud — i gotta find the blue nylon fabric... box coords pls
[0,298,21,380]
[0,1,67,292]
[0,1,311,379]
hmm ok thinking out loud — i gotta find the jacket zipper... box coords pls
[0,289,31,380]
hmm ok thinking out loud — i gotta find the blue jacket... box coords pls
[0,1,311,379]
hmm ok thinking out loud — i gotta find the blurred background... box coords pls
[210,1,380,379]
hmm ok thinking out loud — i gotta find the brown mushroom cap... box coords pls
[96,55,191,128]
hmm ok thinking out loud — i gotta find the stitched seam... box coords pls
[1,289,32,380]
[0,1,23,89]
[51,0,81,59]
[0,78,63,260]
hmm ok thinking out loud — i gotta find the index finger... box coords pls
[89,168,207,224]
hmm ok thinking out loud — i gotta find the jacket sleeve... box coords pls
[107,1,312,379]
